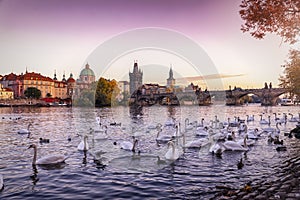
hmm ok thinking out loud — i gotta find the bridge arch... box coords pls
[226,88,287,106]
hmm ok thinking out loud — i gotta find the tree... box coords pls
[73,89,95,107]
[24,87,41,99]
[239,0,300,44]
[279,49,300,99]
[95,77,120,107]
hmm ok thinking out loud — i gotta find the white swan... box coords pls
[119,138,138,152]
[263,122,281,133]
[247,128,259,139]
[77,135,89,151]
[96,116,101,125]
[209,142,224,155]
[259,115,270,125]
[195,126,209,136]
[288,113,299,122]
[185,118,194,131]
[156,128,172,143]
[246,115,254,122]
[165,141,180,160]
[28,144,67,165]
[238,135,255,146]
[164,118,175,126]
[223,135,248,151]
[18,123,32,134]
[0,174,3,191]
[184,137,209,148]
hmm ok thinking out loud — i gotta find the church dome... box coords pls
[67,73,76,83]
[80,63,95,77]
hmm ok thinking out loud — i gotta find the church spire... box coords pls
[62,71,66,82]
[169,64,174,79]
[53,70,57,81]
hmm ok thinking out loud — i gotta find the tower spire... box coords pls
[53,70,57,81]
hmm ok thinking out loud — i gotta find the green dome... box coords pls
[80,63,95,77]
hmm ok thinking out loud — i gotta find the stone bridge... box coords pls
[129,84,211,106]
[226,88,287,106]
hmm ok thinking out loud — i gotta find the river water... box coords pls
[0,104,299,199]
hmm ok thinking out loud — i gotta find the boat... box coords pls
[280,98,294,106]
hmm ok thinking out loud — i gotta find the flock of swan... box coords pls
[1,111,299,192]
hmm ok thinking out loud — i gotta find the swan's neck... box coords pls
[83,137,88,150]
[156,130,161,139]
[171,143,175,155]
[276,123,280,131]
[244,136,247,148]
[132,140,138,151]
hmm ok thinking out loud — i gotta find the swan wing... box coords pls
[77,141,89,151]
[157,135,172,143]
[120,141,133,150]
[37,154,67,165]
[165,148,179,160]
[223,141,247,151]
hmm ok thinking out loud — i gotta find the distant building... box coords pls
[67,73,76,98]
[129,61,143,95]
[0,71,71,99]
[0,83,13,99]
[166,66,175,90]
[117,81,130,101]
[75,63,96,96]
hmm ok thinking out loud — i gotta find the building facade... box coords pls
[0,64,96,101]
[117,81,130,101]
[0,83,14,99]
[129,61,143,95]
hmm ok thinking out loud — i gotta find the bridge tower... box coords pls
[129,61,143,95]
[167,65,175,91]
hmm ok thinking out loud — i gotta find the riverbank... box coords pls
[0,99,70,107]
[211,139,300,200]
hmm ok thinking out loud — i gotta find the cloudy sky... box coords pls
[0,0,291,90]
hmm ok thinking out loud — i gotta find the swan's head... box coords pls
[28,144,37,149]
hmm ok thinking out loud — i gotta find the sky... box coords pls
[0,0,292,90]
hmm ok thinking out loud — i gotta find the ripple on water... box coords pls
[0,105,299,199]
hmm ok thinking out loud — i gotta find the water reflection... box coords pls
[30,165,39,187]
[37,163,67,170]
[129,105,143,119]
[0,105,300,199]
[82,150,87,165]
